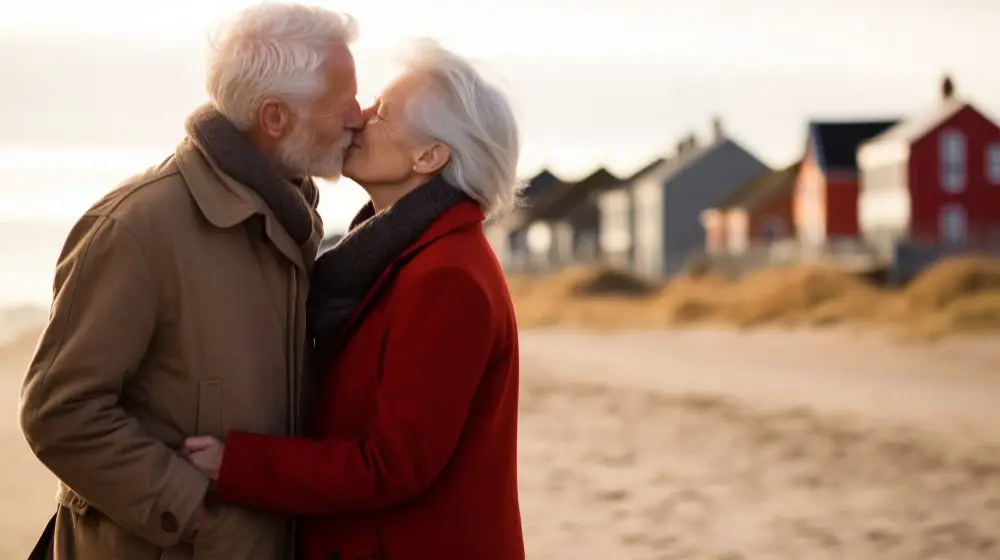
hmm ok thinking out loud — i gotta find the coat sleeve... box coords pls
[216,265,494,515]
[19,214,210,547]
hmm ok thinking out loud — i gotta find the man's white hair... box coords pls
[399,40,523,220]
[206,2,358,130]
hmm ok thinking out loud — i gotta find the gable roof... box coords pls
[528,167,620,221]
[715,160,801,211]
[865,97,974,146]
[809,120,899,173]
[507,169,569,230]
[623,157,668,183]
[638,137,727,190]
[595,157,668,205]
[520,168,563,201]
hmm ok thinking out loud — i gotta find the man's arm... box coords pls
[19,214,209,547]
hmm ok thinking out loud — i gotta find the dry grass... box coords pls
[714,266,882,328]
[899,256,1000,310]
[652,275,731,325]
[509,256,1000,340]
[511,265,655,329]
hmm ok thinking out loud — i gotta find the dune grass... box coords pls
[510,256,1000,341]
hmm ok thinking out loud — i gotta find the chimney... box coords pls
[711,116,724,141]
[941,74,955,101]
[676,131,700,155]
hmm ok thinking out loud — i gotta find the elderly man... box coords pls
[19,3,362,559]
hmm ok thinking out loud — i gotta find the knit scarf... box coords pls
[185,104,319,246]
[307,174,470,351]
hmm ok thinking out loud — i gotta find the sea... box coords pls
[0,152,370,339]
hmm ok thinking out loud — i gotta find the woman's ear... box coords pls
[413,142,451,174]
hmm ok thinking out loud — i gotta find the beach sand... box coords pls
[3,326,1000,559]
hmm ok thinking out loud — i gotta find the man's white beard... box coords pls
[277,124,352,181]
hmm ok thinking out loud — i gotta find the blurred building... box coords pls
[700,160,801,256]
[858,75,1000,277]
[616,119,767,280]
[792,119,899,251]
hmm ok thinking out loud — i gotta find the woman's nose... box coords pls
[360,105,377,124]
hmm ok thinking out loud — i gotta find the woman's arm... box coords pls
[215,266,495,515]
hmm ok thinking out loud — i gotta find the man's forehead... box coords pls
[323,42,356,73]
[320,43,357,97]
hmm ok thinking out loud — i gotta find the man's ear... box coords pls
[257,97,293,139]
[413,142,451,174]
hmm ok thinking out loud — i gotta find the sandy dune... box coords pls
[3,327,1000,559]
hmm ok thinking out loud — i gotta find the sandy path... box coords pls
[3,327,1000,558]
[520,329,1000,442]
[517,329,1000,559]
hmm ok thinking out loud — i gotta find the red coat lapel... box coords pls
[330,200,485,349]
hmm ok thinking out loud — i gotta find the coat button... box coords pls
[160,511,179,533]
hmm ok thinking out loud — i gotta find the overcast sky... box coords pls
[1,0,997,227]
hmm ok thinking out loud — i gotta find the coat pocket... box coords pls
[196,379,224,438]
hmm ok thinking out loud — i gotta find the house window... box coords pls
[986,143,1000,185]
[938,204,967,245]
[760,216,787,242]
[939,129,966,193]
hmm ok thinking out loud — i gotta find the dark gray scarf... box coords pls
[307,174,470,352]
[185,104,319,246]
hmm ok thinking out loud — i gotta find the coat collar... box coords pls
[174,140,321,271]
[394,198,486,263]
[331,199,485,346]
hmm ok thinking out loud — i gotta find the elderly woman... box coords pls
[184,41,524,560]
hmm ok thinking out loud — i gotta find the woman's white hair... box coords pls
[399,40,523,220]
[206,2,358,130]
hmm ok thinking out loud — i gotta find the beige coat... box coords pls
[19,139,322,559]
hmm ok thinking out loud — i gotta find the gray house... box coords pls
[613,126,768,279]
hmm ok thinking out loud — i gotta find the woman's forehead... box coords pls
[382,72,425,106]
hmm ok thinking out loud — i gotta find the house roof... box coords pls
[507,169,569,230]
[595,157,669,200]
[808,120,899,173]
[714,160,801,211]
[864,97,971,146]
[641,136,739,191]
[527,167,621,221]
[623,157,668,183]
[520,168,563,201]
[594,158,668,206]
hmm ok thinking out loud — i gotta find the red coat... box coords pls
[215,200,524,560]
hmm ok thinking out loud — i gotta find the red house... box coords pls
[858,77,1000,256]
[792,119,898,248]
[701,161,801,255]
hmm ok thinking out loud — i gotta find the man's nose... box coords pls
[346,101,365,131]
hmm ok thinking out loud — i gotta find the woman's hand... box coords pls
[184,436,225,480]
